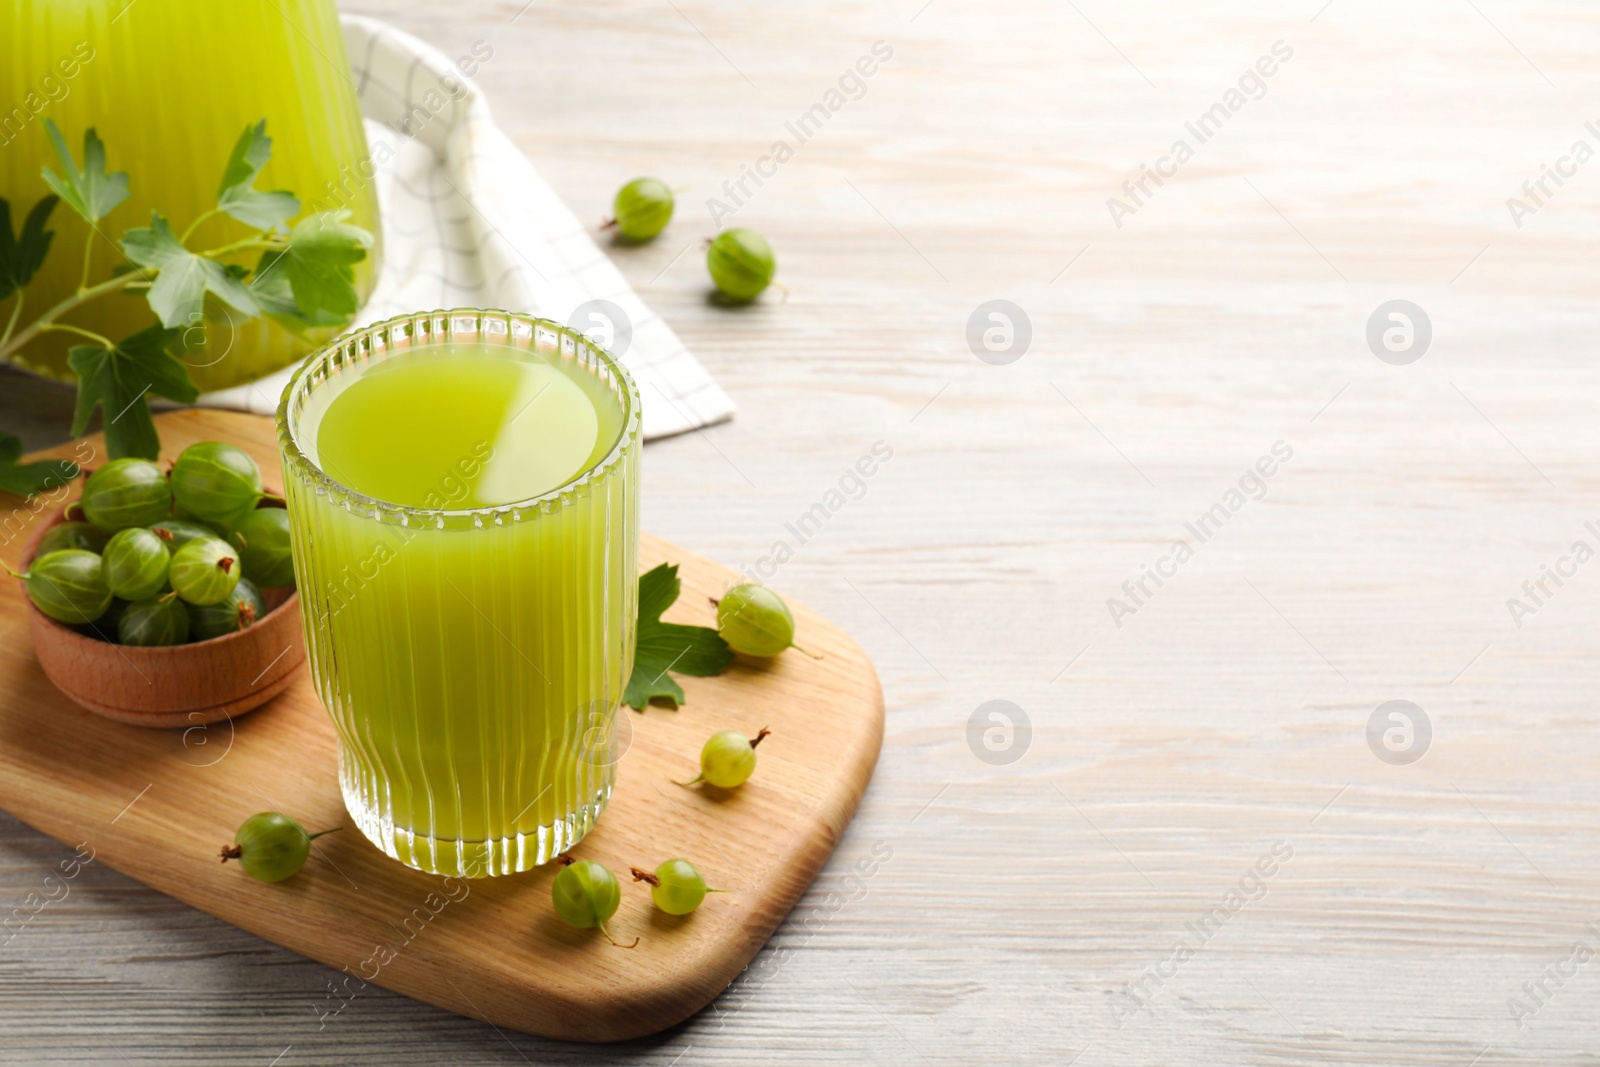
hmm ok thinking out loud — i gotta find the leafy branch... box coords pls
[0,118,372,494]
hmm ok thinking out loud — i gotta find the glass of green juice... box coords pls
[277,310,641,877]
[0,0,380,390]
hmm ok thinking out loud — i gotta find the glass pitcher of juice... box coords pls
[0,0,380,391]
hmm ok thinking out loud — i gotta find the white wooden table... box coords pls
[5,0,1600,1062]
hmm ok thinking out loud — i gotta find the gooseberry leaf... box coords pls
[121,213,259,328]
[0,195,58,302]
[217,121,300,231]
[247,249,348,333]
[0,430,78,497]
[638,560,682,627]
[251,210,370,323]
[40,120,129,225]
[623,563,733,710]
[67,324,196,460]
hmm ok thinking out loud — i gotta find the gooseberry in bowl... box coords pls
[81,458,172,532]
[170,441,267,523]
[13,458,304,728]
[224,508,296,589]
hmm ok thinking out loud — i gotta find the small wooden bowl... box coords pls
[18,504,305,728]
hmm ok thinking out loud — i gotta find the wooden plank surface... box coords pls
[0,409,883,1043]
[4,0,1600,1063]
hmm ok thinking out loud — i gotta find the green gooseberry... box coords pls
[707,228,775,301]
[36,521,107,557]
[169,536,240,606]
[118,596,190,647]
[12,549,112,625]
[170,442,263,522]
[221,812,339,883]
[101,527,171,601]
[552,858,635,947]
[188,577,266,641]
[678,728,769,789]
[225,507,296,588]
[715,583,810,657]
[632,858,721,916]
[607,178,674,240]
[81,459,172,532]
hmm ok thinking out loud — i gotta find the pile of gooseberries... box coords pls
[10,441,296,646]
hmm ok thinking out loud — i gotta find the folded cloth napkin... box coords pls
[199,14,735,441]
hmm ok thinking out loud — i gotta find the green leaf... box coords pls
[640,623,737,677]
[247,262,349,337]
[252,210,371,323]
[39,120,129,225]
[0,195,57,301]
[0,430,79,497]
[216,121,299,231]
[121,213,258,328]
[623,563,734,710]
[67,324,196,460]
[623,663,686,711]
[638,561,681,626]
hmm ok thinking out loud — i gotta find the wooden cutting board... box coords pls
[0,409,884,1043]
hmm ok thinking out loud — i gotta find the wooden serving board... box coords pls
[0,410,884,1043]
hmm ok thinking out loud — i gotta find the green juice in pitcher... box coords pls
[279,313,641,877]
[0,0,380,389]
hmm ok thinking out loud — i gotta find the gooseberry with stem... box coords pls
[631,858,723,915]
[168,536,239,606]
[220,812,340,883]
[187,577,265,640]
[148,518,219,552]
[715,584,818,658]
[8,549,112,625]
[677,728,770,789]
[551,855,636,947]
[603,178,674,241]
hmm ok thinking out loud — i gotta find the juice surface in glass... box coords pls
[0,0,380,390]
[279,312,640,877]
[315,349,623,511]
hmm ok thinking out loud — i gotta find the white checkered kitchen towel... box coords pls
[200,15,735,441]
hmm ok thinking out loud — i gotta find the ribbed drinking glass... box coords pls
[277,310,640,877]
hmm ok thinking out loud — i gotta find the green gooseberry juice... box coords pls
[0,0,380,390]
[278,312,640,877]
